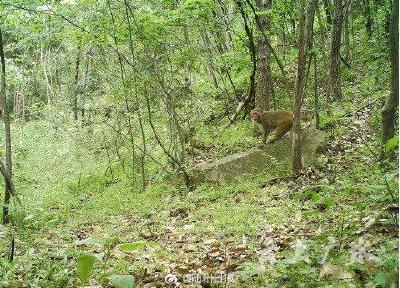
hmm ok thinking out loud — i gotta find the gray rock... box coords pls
[189,129,326,185]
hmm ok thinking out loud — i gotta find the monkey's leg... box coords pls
[269,124,292,143]
[262,127,271,145]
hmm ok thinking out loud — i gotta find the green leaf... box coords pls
[77,254,97,284]
[109,275,135,288]
[322,197,335,208]
[118,241,157,251]
[374,272,389,286]
[385,135,399,151]
[311,192,320,202]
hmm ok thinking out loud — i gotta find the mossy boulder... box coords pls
[189,128,326,185]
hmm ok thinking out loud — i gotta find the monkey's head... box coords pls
[250,108,263,123]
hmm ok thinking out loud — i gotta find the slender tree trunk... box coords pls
[292,0,307,176]
[41,48,52,105]
[236,0,257,103]
[22,91,25,121]
[199,29,219,89]
[328,0,343,101]
[81,47,91,124]
[124,0,147,189]
[159,77,186,166]
[182,24,193,89]
[291,19,296,34]
[255,0,272,111]
[107,0,136,185]
[73,41,81,121]
[316,4,326,57]
[245,0,286,78]
[323,0,333,26]
[343,8,350,61]
[282,12,287,61]
[314,53,320,129]
[363,0,373,37]
[217,0,233,49]
[381,0,399,158]
[14,90,23,120]
[0,29,13,224]
[292,0,317,175]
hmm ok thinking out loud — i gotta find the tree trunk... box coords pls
[107,0,136,185]
[0,29,13,224]
[314,53,320,129]
[199,29,219,89]
[343,7,350,61]
[316,3,326,57]
[328,0,343,101]
[292,0,317,176]
[81,47,91,124]
[236,0,257,103]
[124,0,148,189]
[14,90,24,120]
[216,0,233,50]
[381,0,399,157]
[292,0,306,176]
[255,0,272,111]
[245,0,286,77]
[41,47,52,105]
[282,12,287,61]
[323,0,333,26]
[73,41,81,121]
[363,0,373,37]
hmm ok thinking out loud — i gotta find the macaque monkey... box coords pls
[251,108,295,145]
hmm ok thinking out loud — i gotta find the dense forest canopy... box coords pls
[0,0,398,287]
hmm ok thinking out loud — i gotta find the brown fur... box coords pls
[251,108,294,144]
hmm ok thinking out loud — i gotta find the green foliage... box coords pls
[385,135,399,151]
[109,275,135,288]
[76,254,97,284]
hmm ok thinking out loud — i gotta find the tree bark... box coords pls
[343,6,350,61]
[292,0,317,176]
[199,29,219,89]
[362,0,373,37]
[245,0,286,78]
[216,0,233,49]
[0,29,14,224]
[328,0,343,101]
[314,53,320,129]
[124,0,148,190]
[381,0,398,157]
[107,0,136,184]
[236,0,257,103]
[323,0,333,26]
[316,3,326,57]
[255,0,272,111]
[73,41,81,121]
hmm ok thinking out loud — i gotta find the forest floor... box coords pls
[0,99,398,287]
